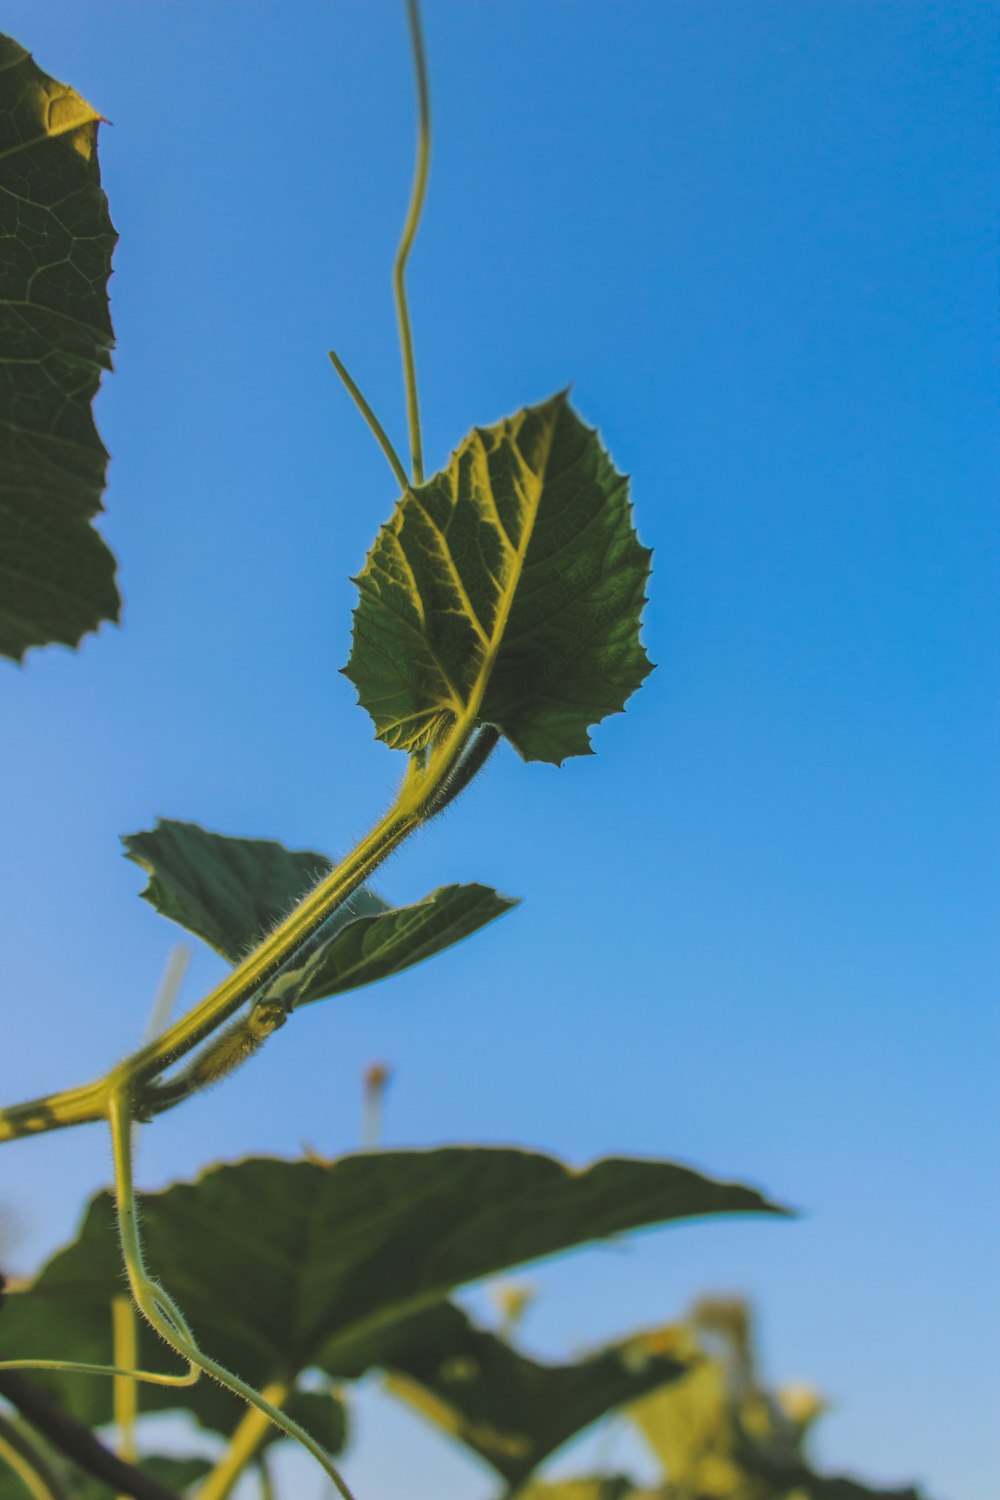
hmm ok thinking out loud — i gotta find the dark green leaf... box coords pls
[121,819,385,963]
[0,1149,784,1433]
[379,1301,688,1487]
[265,883,517,1007]
[0,33,119,662]
[344,391,653,765]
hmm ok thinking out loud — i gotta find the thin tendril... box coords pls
[394,0,431,483]
[107,1089,360,1500]
[0,1359,197,1390]
[328,350,410,492]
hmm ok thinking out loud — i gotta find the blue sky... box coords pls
[1,3,997,1498]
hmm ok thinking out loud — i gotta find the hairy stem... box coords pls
[0,711,487,1144]
[394,0,431,483]
[195,1383,290,1500]
[108,1089,360,1500]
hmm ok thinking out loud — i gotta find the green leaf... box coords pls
[121,821,512,1005]
[0,1149,784,1434]
[121,819,384,963]
[344,391,653,764]
[0,33,119,662]
[265,882,517,1008]
[379,1301,689,1488]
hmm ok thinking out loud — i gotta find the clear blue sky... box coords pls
[1,3,996,1498]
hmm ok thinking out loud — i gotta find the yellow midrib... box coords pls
[461,411,559,726]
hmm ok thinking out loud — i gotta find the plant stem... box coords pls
[394,0,431,484]
[109,1088,361,1500]
[195,1383,289,1500]
[112,1295,138,1500]
[0,1412,73,1500]
[328,350,411,493]
[0,711,488,1144]
[257,1453,275,1500]
[0,1080,110,1143]
[425,725,500,816]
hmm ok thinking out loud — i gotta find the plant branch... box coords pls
[0,710,488,1144]
[394,0,431,483]
[0,1375,180,1500]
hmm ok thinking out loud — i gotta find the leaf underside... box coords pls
[122,819,514,1007]
[0,1148,784,1435]
[121,818,350,963]
[380,1301,689,1487]
[0,33,119,662]
[344,391,653,765]
[265,880,516,1006]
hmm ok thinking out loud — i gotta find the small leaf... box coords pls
[380,1301,689,1487]
[121,819,385,962]
[267,883,517,1007]
[0,1149,785,1432]
[344,392,653,764]
[0,33,119,662]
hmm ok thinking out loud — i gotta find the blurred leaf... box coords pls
[0,32,118,662]
[121,819,385,962]
[0,1443,210,1500]
[261,1387,346,1457]
[379,1301,690,1487]
[630,1301,925,1500]
[512,1482,639,1500]
[632,1359,741,1495]
[74,1454,211,1499]
[344,391,653,764]
[264,882,517,1007]
[0,1149,783,1436]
